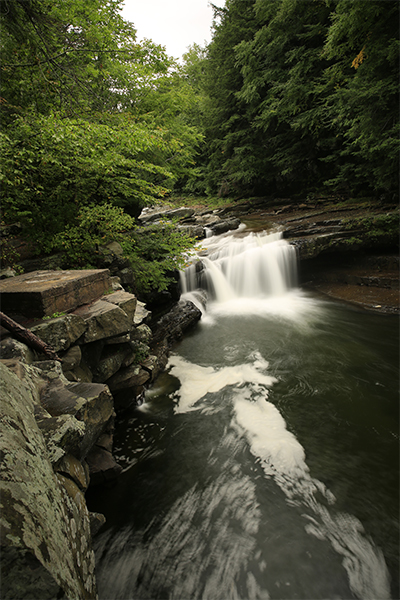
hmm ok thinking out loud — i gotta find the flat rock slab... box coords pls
[0,270,111,318]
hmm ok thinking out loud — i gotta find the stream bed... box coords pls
[88,229,399,600]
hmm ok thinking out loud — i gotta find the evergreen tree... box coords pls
[202,0,259,196]
[200,0,399,199]
[322,0,399,197]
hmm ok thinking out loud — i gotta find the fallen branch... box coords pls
[0,311,62,362]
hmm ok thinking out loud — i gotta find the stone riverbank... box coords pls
[0,269,201,599]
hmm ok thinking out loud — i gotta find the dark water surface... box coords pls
[88,300,398,600]
[88,231,399,600]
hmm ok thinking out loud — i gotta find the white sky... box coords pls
[121,0,226,60]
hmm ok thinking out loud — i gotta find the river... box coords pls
[87,226,399,600]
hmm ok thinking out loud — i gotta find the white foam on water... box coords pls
[174,227,391,599]
[168,353,277,414]
[232,388,391,600]
[205,291,324,323]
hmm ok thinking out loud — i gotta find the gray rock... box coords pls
[34,407,86,465]
[0,267,17,279]
[105,241,124,256]
[177,224,205,239]
[152,299,202,347]
[141,355,159,382]
[102,290,137,325]
[134,301,151,326]
[139,207,195,223]
[110,276,123,291]
[31,314,87,352]
[73,299,131,343]
[0,362,97,599]
[0,337,36,363]
[118,267,135,286]
[89,512,106,537]
[85,446,122,486]
[0,546,62,600]
[104,333,131,345]
[208,218,241,236]
[61,345,82,372]
[92,344,132,383]
[55,453,90,492]
[106,364,150,392]
[132,323,152,343]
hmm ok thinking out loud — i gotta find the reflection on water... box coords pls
[89,230,399,600]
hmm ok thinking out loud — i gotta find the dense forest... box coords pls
[1,0,398,289]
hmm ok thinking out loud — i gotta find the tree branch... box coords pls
[0,312,62,362]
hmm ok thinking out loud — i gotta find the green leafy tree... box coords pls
[0,0,202,293]
[0,113,174,245]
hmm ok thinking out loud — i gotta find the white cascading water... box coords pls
[179,226,305,319]
[180,227,297,302]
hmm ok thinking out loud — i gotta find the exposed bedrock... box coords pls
[0,269,202,599]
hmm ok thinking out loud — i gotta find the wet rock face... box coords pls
[152,299,202,347]
[0,363,97,600]
[138,205,241,240]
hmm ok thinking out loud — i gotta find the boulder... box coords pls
[73,299,131,343]
[106,364,150,393]
[55,454,90,492]
[133,323,152,343]
[0,269,111,318]
[85,446,122,486]
[139,207,195,223]
[30,314,87,352]
[34,406,86,465]
[102,290,137,325]
[140,355,159,382]
[0,337,36,363]
[152,299,202,347]
[104,332,131,345]
[134,301,151,326]
[207,217,241,236]
[92,344,132,383]
[61,345,82,372]
[39,379,114,459]
[1,546,62,600]
[89,512,106,537]
[177,224,205,239]
[118,267,135,286]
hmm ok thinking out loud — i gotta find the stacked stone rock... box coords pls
[0,291,152,597]
[0,268,202,599]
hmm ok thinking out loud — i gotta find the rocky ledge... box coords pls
[0,269,201,599]
[180,196,399,314]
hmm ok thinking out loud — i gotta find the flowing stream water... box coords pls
[88,227,399,600]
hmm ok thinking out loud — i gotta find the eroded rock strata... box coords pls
[0,273,201,599]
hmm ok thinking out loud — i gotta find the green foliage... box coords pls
[0,113,175,246]
[343,212,399,245]
[51,204,135,266]
[198,0,399,199]
[0,0,204,299]
[0,237,24,274]
[42,312,66,320]
[124,221,196,294]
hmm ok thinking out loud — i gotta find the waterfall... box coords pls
[180,228,298,306]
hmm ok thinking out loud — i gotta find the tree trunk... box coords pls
[0,311,62,362]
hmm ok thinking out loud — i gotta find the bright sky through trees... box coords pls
[121,0,226,60]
